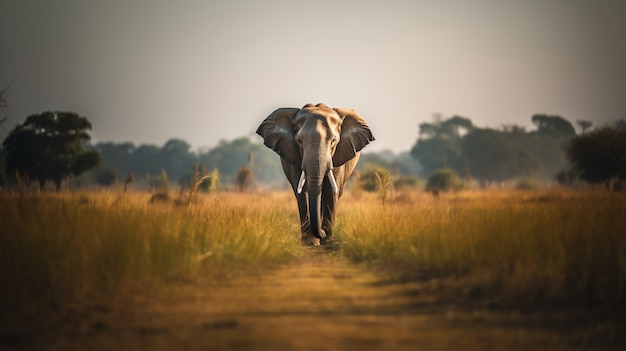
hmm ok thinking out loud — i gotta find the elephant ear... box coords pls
[256,108,302,167]
[332,108,375,167]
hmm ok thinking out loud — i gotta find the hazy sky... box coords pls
[1,0,624,152]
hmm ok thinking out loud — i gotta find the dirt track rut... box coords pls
[35,253,613,350]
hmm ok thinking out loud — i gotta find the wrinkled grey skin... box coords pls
[257,103,375,246]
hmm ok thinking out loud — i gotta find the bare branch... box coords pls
[0,84,9,123]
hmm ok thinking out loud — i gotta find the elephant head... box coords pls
[257,103,374,241]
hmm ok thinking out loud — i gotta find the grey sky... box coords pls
[1,0,624,152]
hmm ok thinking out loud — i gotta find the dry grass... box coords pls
[336,189,626,308]
[0,191,305,325]
[1,188,624,330]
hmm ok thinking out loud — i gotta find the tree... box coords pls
[358,150,422,178]
[411,137,463,176]
[94,139,196,187]
[358,151,393,171]
[198,137,282,186]
[531,114,576,138]
[498,116,575,180]
[94,141,135,176]
[131,144,162,178]
[577,120,593,135]
[393,151,422,176]
[462,128,535,184]
[614,119,626,132]
[159,138,196,182]
[418,115,473,139]
[2,111,100,190]
[566,126,626,188]
[439,115,474,138]
[411,115,473,177]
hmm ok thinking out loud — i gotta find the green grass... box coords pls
[336,190,626,308]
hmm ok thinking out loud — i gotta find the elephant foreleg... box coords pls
[299,193,322,246]
[321,177,338,241]
[296,193,310,234]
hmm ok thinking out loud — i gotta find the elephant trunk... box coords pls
[302,146,331,240]
[307,187,325,240]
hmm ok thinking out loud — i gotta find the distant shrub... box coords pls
[149,175,168,191]
[94,168,118,187]
[393,175,420,190]
[358,166,392,192]
[426,168,463,192]
[515,178,538,190]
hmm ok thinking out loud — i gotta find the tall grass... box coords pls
[0,191,304,321]
[2,188,624,324]
[336,190,626,308]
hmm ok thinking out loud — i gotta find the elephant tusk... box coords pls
[328,170,339,194]
[297,170,306,194]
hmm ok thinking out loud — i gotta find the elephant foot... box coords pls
[301,234,321,247]
[318,228,327,239]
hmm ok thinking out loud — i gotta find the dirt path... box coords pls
[32,253,617,350]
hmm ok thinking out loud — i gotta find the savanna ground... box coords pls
[1,189,625,350]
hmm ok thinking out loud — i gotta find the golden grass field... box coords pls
[1,189,625,350]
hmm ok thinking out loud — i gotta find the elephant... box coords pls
[256,103,375,246]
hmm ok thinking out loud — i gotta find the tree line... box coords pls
[354,113,626,190]
[410,114,578,185]
[1,106,625,191]
[0,110,284,191]
[90,136,284,190]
